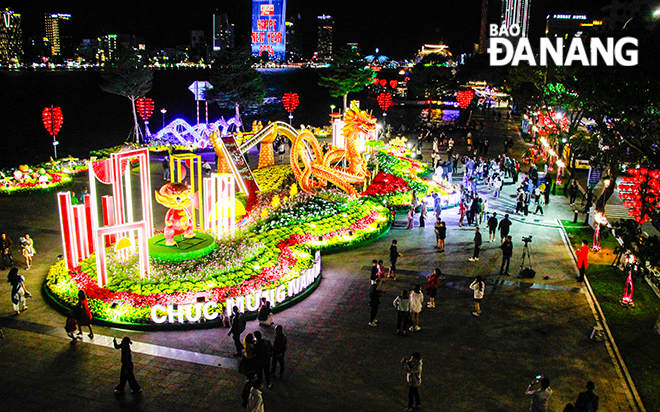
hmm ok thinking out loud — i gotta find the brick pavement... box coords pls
[0,108,638,411]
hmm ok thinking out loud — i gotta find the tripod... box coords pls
[518,240,534,278]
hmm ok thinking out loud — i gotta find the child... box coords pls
[377,260,386,280]
[65,311,79,344]
[257,298,274,327]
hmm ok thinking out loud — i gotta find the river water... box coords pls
[0,68,427,168]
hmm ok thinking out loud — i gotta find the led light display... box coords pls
[251,0,287,61]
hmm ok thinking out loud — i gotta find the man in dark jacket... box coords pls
[253,331,273,388]
[228,306,246,357]
[498,214,512,243]
[270,325,288,379]
[574,381,599,411]
[469,227,482,261]
[369,278,383,327]
[0,233,13,270]
[500,236,513,276]
[487,212,498,243]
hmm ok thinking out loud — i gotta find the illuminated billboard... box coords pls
[251,0,287,61]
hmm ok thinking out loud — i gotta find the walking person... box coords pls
[377,260,386,280]
[393,289,411,336]
[65,311,79,344]
[426,268,441,308]
[435,220,446,252]
[409,285,424,332]
[487,212,498,243]
[576,240,589,282]
[370,259,379,284]
[75,290,94,339]
[241,333,257,375]
[253,331,273,389]
[406,207,414,230]
[0,233,14,269]
[498,214,512,244]
[247,379,265,412]
[369,278,383,327]
[113,336,142,394]
[401,352,423,411]
[8,267,30,315]
[419,203,427,227]
[162,156,170,181]
[458,200,466,227]
[229,306,247,356]
[569,180,579,205]
[270,325,287,379]
[241,371,259,409]
[388,240,401,280]
[20,234,35,270]
[500,235,513,276]
[470,276,485,316]
[574,381,599,412]
[469,227,482,261]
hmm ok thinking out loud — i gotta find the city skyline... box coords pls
[9,0,604,60]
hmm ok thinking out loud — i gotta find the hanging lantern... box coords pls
[372,78,380,85]
[379,79,387,87]
[42,107,64,136]
[377,93,394,112]
[389,80,398,89]
[282,93,299,113]
[136,97,155,121]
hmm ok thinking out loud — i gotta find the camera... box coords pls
[522,236,533,243]
[533,374,543,383]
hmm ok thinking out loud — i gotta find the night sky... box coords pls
[11,0,605,59]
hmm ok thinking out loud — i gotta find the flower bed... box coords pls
[45,195,391,326]
[252,164,294,193]
[0,167,73,196]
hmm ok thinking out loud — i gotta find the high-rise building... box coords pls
[0,8,23,66]
[317,14,333,61]
[478,0,489,53]
[212,13,234,51]
[285,15,302,61]
[501,0,531,37]
[251,0,287,61]
[45,13,71,57]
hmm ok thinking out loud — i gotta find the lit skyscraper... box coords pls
[317,15,333,61]
[45,13,71,57]
[501,0,531,37]
[213,13,234,51]
[0,8,23,66]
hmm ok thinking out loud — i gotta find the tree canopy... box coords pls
[100,47,153,143]
[318,46,375,111]
[207,50,265,113]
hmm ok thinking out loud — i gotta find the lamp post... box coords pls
[330,105,335,115]
[160,108,167,129]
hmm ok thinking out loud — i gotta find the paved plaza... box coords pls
[0,111,639,411]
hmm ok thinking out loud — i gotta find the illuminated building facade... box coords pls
[285,15,302,61]
[45,13,71,57]
[501,0,531,37]
[0,8,23,66]
[545,14,603,38]
[213,13,234,52]
[251,0,287,61]
[317,15,333,61]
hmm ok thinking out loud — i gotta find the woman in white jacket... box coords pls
[469,276,485,317]
[409,285,424,331]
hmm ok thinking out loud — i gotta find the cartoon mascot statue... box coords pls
[155,182,195,246]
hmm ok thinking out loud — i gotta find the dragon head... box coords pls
[342,101,377,139]
[155,182,192,210]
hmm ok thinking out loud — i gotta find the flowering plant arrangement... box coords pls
[362,172,411,197]
[0,167,72,196]
[253,164,295,193]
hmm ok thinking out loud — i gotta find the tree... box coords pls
[407,54,456,100]
[207,49,265,114]
[318,46,375,111]
[100,47,153,144]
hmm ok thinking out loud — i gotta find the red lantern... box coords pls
[456,89,475,109]
[389,80,398,89]
[379,79,387,87]
[282,93,299,113]
[377,93,394,112]
[42,107,64,136]
[136,98,155,121]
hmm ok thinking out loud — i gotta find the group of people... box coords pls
[1,232,35,271]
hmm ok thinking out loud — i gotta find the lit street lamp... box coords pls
[330,104,335,114]
[160,108,167,129]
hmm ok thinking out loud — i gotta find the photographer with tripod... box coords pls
[519,236,535,279]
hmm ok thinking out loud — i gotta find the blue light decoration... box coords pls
[251,0,287,61]
[150,116,243,149]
